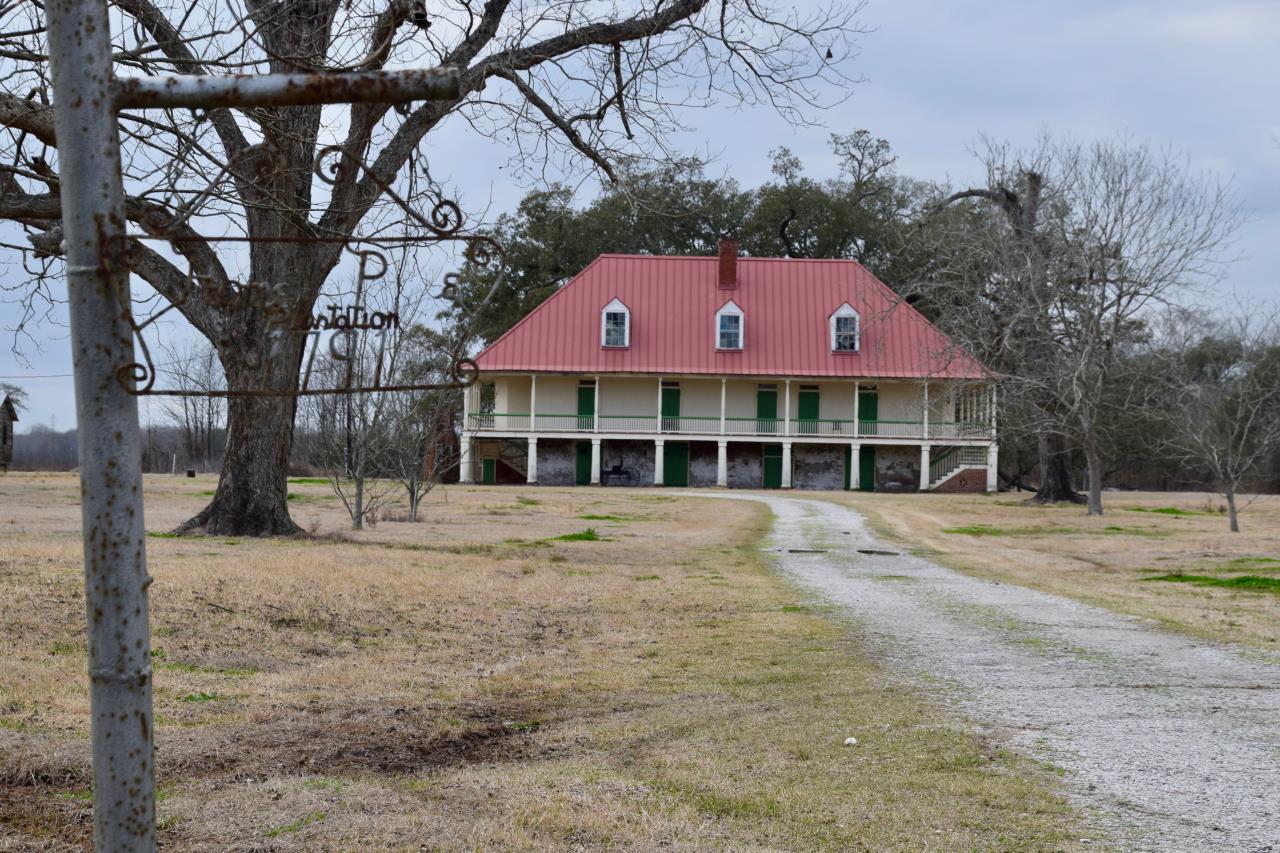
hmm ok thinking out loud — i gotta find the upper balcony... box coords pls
[465,411,992,441]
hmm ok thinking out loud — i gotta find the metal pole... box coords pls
[46,0,155,848]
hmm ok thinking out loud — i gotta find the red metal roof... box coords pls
[475,254,986,380]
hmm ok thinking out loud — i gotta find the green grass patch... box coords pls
[579,513,629,522]
[632,574,660,582]
[147,531,180,539]
[549,528,605,542]
[1126,506,1204,516]
[516,496,541,506]
[1143,573,1280,593]
[288,477,329,485]
[178,691,223,703]
[265,811,326,838]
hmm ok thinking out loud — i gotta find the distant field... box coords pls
[0,474,1083,851]
[838,490,1280,651]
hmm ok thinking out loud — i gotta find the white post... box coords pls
[922,381,929,440]
[849,442,861,490]
[781,441,793,489]
[717,440,728,487]
[720,378,727,435]
[590,438,602,485]
[920,444,931,491]
[527,437,538,485]
[657,377,664,432]
[784,379,792,436]
[593,374,600,433]
[460,434,475,484]
[654,439,665,485]
[853,380,860,438]
[530,374,537,432]
[986,443,999,493]
[990,384,998,439]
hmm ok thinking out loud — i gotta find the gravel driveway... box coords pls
[698,493,1280,852]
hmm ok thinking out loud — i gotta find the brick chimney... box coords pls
[717,237,739,289]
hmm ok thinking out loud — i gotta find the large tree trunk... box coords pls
[1084,441,1104,516]
[1031,430,1083,504]
[176,332,306,536]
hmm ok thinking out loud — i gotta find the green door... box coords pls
[757,386,778,434]
[798,387,820,435]
[843,445,852,490]
[858,445,876,492]
[762,444,783,489]
[577,383,596,430]
[663,441,689,487]
[858,390,878,436]
[661,385,681,431]
[575,441,592,485]
[481,458,496,485]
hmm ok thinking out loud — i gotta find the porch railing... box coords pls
[468,412,991,440]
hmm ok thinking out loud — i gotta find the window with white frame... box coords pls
[831,303,860,352]
[716,300,743,350]
[601,298,630,348]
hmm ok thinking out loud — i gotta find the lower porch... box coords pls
[461,436,996,493]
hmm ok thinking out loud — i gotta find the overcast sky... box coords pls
[3,0,1277,430]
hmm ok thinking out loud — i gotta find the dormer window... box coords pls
[831,303,860,353]
[716,300,743,350]
[601,298,630,348]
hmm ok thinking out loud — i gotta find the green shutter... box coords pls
[798,387,819,434]
[575,441,592,486]
[661,385,681,431]
[859,446,876,492]
[858,391,878,435]
[757,386,778,434]
[663,442,689,487]
[762,444,783,489]
[577,384,596,430]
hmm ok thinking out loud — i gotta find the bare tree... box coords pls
[928,136,1241,509]
[159,340,225,471]
[1159,309,1280,532]
[0,0,864,535]
[384,328,462,521]
[1045,139,1242,514]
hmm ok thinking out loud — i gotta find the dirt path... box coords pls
[697,493,1280,852]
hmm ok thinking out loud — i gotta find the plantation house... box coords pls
[463,240,996,491]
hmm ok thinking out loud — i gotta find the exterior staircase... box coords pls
[929,446,988,490]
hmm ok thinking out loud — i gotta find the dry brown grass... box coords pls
[0,473,1085,851]
[833,490,1280,651]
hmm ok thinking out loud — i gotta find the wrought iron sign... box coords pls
[118,143,501,398]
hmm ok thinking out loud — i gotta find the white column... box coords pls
[990,384,998,439]
[920,443,931,491]
[463,382,476,430]
[530,374,538,432]
[657,377,664,432]
[460,434,474,484]
[719,378,727,435]
[986,443,999,493]
[593,374,600,433]
[654,439,665,486]
[784,379,792,436]
[849,442,861,491]
[590,437,602,485]
[781,441,793,489]
[853,380,860,438]
[526,437,538,484]
[717,440,728,487]
[922,381,929,440]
